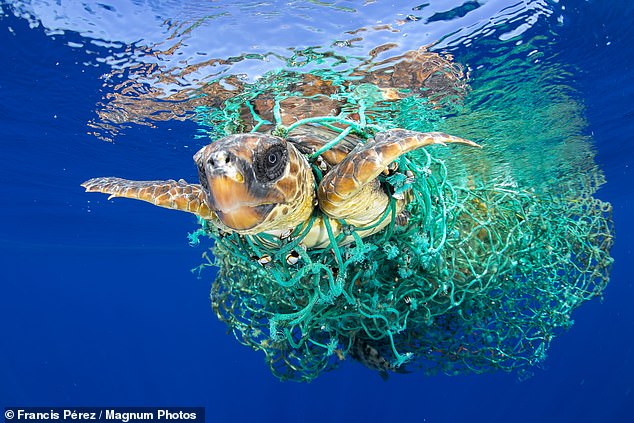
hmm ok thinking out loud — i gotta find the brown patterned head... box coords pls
[194,133,314,233]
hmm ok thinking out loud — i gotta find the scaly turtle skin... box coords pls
[82,129,477,248]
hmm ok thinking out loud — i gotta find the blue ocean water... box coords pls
[0,0,632,422]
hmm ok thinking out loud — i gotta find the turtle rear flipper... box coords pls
[317,129,480,224]
[81,177,214,218]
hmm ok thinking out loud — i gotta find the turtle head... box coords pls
[194,133,315,233]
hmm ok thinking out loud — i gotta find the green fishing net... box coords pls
[189,61,614,382]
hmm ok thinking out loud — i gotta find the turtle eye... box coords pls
[268,152,278,165]
[255,144,288,182]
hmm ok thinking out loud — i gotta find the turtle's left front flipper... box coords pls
[81,177,214,218]
[318,129,480,223]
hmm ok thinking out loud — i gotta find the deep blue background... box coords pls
[1,1,632,422]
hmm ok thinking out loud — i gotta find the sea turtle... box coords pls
[80,47,615,383]
[82,49,479,249]
[81,49,482,380]
[82,129,477,248]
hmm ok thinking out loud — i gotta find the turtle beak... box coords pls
[206,175,249,212]
[203,150,249,213]
[197,149,277,231]
[206,174,274,230]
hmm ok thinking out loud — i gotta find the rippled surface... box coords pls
[4,1,573,138]
[1,0,632,421]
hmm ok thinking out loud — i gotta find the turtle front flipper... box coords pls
[81,177,214,218]
[317,129,479,225]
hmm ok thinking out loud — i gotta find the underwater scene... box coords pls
[0,0,632,422]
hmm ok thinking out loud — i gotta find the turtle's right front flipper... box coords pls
[318,130,479,224]
[81,177,214,218]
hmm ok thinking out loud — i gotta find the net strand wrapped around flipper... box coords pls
[190,69,613,382]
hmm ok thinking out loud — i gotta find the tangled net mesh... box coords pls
[189,61,614,382]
